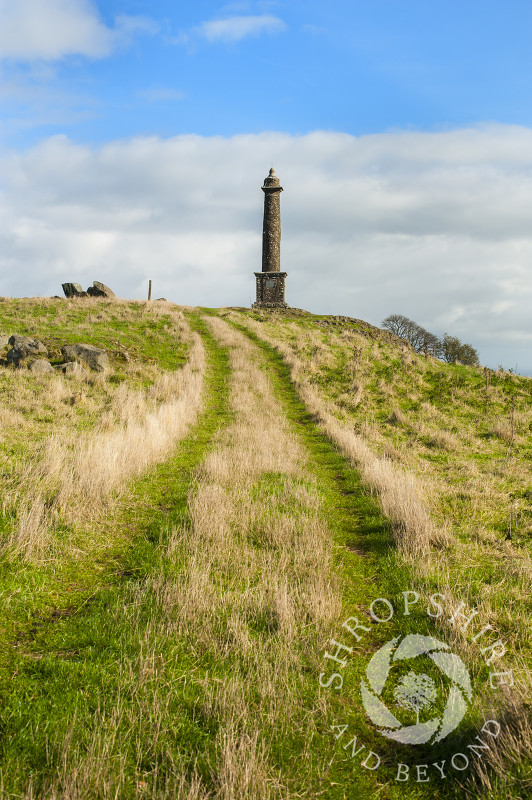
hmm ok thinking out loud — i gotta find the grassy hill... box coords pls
[0,298,529,800]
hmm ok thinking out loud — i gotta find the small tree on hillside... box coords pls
[442,335,462,363]
[419,331,443,358]
[457,343,479,366]
[442,334,479,365]
[382,314,417,340]
[382,314,441,356]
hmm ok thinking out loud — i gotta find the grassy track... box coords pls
[0,314,232,798]
[0,305,528,798]
[225,314,529,800]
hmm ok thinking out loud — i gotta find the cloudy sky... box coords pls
[1,1,532,372]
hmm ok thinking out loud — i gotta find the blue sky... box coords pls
[2,1,532,372]
[4,1,532,146]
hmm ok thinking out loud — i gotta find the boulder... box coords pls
[61,343,109,372]
[87,281,116,299]
[8,334,47,352]
[62,283,85,298]
[0,335,9,349]
[27,359,54,374]
[60,361,86,375]
[7,335,48,366]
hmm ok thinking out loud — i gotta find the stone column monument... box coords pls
[253,168,288,308]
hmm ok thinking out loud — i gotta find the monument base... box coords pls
[253,271,287,308]
[252,302,289,309]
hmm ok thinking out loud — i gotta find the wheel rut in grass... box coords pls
[224,314,396,565]
[186,313,412,800]
[213,313,492,800]
[0,314,233,799]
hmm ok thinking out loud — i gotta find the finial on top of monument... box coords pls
[262,167,282,191]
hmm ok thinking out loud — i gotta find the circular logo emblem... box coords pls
[360,634,472,745]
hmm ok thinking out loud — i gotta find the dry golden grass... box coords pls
[3,318,206,561]
[24,314,341,800]
[149,316,339,798]
[228,309,532,791]
[228,313,448,556]
[472,673,532,796]
[398,549,532,793]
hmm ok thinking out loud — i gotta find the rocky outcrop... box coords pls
[62,281,116,299]
[6,335,48,366]
[27,359,54,374]
[2,334,110,376]
[87,281,116,299]
[61,343,109,372]
[62,283,86,298]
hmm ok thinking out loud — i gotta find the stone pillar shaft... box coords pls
[262,190,282,272]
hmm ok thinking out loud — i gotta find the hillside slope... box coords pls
[227,306,532,794]
[0,298,529,800]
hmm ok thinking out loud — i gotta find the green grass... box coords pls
[0,312,233,798]
[224,310,531,799]
[219,318,509,800]
[0,297,190,378]
[0,303,528,798]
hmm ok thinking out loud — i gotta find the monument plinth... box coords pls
[253,168,288,309]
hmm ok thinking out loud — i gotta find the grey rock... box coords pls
[87,281,116,299]
[62,282,85,298]
[60,361,86,375]
[7,335,48,366]
[0,335,9,349]
[8,334,47,351]
[27,359,54,374]
[61,343,109,372]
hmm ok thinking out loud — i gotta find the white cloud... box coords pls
[2,126,532,372]
[0,0,159,62]
[0,0,113,60]
[199,14,286,43]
